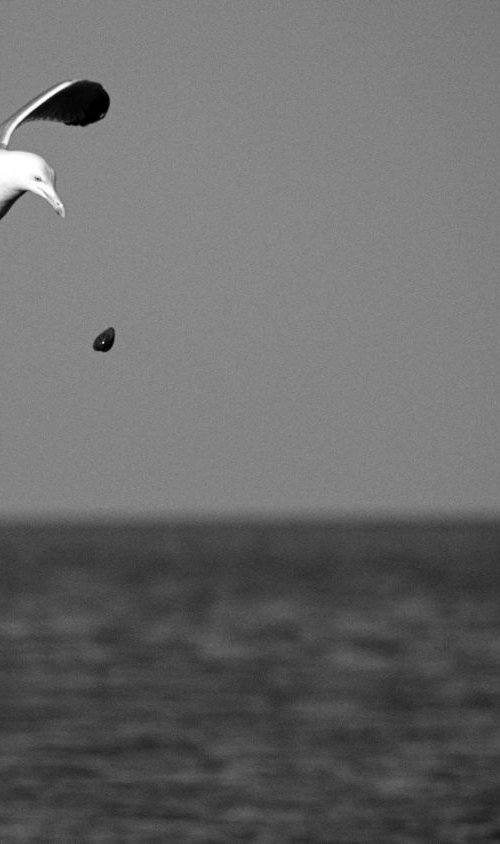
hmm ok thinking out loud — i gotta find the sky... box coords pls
[0,0,499,518]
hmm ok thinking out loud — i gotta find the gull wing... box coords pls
[0,80,110,149]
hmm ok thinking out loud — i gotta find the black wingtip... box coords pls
[64,80,110,126]
[26,79,111,128]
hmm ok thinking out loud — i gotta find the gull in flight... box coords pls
[0,80,110,221]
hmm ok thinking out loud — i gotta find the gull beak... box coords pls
[52,196,65,218]
[36,184,65,218]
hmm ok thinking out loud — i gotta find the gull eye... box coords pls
[34,175,42,182]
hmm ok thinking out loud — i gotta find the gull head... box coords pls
[0,150,65,218]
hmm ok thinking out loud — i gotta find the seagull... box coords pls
[0,80,109,221]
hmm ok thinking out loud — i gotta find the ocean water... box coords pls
[0,517,498,842]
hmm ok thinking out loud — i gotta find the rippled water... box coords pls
[0,518,498,841]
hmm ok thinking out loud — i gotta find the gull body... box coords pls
[0,80,109,221]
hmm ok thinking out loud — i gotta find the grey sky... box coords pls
[0,1,499,517]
